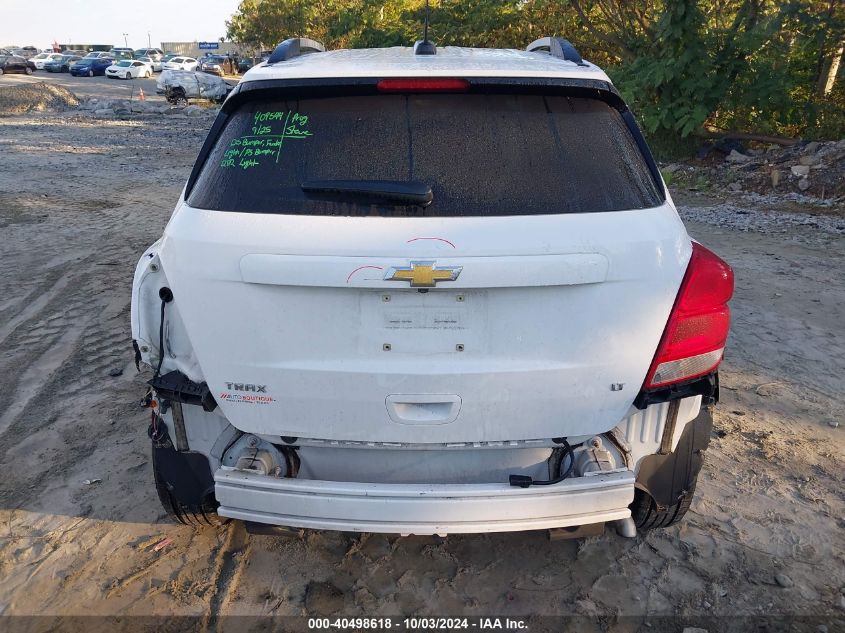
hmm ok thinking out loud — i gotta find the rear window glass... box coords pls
[188,93,662,216]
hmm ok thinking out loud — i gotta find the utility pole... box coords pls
[148,31,151,48]
[122,33,128,48]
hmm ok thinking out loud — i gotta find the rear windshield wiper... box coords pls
[301,180,433,207]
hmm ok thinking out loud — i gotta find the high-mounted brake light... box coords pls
[643,243,734,389]
[377,78,470,92]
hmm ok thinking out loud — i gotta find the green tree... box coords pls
[225,0,845,148]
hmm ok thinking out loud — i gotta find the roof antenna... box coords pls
[414,0,437,56]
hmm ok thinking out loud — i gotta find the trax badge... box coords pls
[225,382,267,393]
[384,261,462,288]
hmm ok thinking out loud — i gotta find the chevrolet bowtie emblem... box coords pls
[384,261,462,288]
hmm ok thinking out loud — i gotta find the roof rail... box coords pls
[267,37,325,64]
[526,37,587,67]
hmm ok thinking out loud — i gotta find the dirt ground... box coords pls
[0,109,843,631]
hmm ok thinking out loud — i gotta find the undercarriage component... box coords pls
[149,370,217,412]
[235,448,278,476]
[548,522,605,540]
[171,401,189,451]
[573,436,616,476]
[614,517,637,538]
[223,434,289,477]
[244,522,303,537]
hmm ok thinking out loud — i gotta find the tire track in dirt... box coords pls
[202,522,250,623]
[0,315,91,436]
[0,251,87,322]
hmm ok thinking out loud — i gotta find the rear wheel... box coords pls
[630,481,697,530]
[151,423,227,527]
[0,68,4,76]
[629,405,712,531]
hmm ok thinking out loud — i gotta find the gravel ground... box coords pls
[676,192,845,246]
[0,109,842,631]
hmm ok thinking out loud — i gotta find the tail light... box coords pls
[377,78,469,92]
[643,242,734,389]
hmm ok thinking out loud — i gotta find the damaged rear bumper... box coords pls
[214,468,635,534]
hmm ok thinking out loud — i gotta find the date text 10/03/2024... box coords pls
[221,111,313,170]
[307,618,528,630]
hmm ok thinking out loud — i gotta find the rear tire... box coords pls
[630,481,697,530]
[628,405,712,531]
[153,468,227,526]
[151,429,227,527]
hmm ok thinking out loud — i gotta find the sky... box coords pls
[0,0,240,49]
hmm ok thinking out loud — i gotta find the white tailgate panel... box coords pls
[159,203,690,443]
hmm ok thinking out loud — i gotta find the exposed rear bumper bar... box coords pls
[215,468,635,534]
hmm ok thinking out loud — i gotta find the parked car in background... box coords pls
[106,59,152,79]
[199,55,228,76]
[44,54,82,73]
[162,56,198,71]
[32,52,64,69]
[8,47,38,59]
[70,56,114,76]
[134,48,164,61]
[0,55,34,75]
[109,48,134,61]
[237,55,265,73]
[137,56,161,72]
[157,69,232,103]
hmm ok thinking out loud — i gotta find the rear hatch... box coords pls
[158,80,691,443]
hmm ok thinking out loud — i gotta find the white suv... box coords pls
[131,37,734,536]
[161,56,198,71]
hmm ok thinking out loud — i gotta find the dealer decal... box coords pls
[219,382,275,405]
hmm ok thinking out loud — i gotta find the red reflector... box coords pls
[643,243,734,389]
[377,78,469,92]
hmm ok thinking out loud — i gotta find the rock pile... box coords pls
[0,82,79,115]
[664,139,845,200]
[77,97,219,118]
